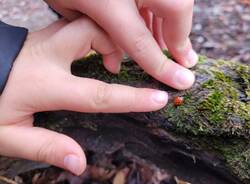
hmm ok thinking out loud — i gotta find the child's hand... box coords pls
[0,17,168,175]
[46,0,196,90]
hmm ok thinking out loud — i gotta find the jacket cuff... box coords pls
[0,21,28,94]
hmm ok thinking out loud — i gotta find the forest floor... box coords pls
[191,0,250,64]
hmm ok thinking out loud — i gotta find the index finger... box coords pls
[78,0,195,90]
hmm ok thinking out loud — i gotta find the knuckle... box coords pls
[155,60,167,77]
[36,135,57,163]
[78,18,101,37]
[133,32,151,59]
[76,17,98,31]
[92,83,112,110]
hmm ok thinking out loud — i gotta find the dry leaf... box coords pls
[174,176,191,184]
[113,168,129,184]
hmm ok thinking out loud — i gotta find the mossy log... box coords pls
[0,53,249,184]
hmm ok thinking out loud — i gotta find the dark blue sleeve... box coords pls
[0,21,28,94]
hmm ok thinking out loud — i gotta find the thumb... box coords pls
[0,125,86,175]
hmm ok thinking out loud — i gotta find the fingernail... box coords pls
[152,91,168,105]
[174,69,195,89]
[187,49,198,67]
[64,154,81,175]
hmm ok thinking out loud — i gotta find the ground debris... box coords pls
[0,176,19,184]
[174,176,191,184]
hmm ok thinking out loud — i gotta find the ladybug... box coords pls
[173,96,184,106]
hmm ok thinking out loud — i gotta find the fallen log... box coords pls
[0,53,249,184]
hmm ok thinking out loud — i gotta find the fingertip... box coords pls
[150,56,195,91]
[63,137,87,175]
[175,48,198,68]
[168,40,198,68]
[46,133,86,175]
[103,57,121,74]
[133,89,168,112]
[151,90,168,108]
[64,153,86,175]
[103,51,123,74]
[186,49,198,68]
[174,68,195,90]
[61,139,86,175]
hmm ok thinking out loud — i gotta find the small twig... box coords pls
[0,176,18,184]
[174,176,191,184]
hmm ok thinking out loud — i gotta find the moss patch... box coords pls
[161,58,250,138]
[221,141,250,181]
[194,137,250,182]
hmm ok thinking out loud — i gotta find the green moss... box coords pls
[161,59,250,138]
[200,91,226,123]
[198,55,208,64]
[161,92,210,135]
[117,64,151,82]
[197,137,250,182]
[198,70,248,129]
[222,143,250,181]
[72,53,152,85]
[162,49,174,60]
[236,64,250,98]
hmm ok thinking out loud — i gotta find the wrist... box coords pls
[0,21,28,94]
